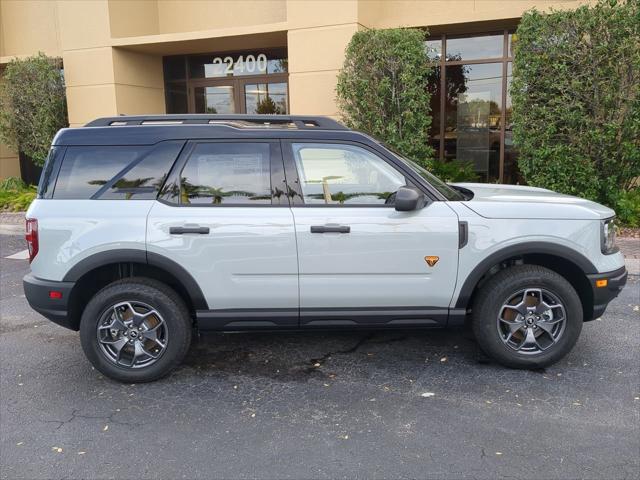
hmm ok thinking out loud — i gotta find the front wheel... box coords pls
[79,278,192,383]
[472,265,583,369]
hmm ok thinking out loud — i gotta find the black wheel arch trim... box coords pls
[454,242,598,309]
[62,249,208,310]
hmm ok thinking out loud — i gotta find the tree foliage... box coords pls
[511,0,639,207]
[337,28,435,166]
[0,53,68,167]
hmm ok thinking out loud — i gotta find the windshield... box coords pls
[380,144,466,201]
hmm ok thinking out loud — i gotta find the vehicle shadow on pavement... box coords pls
[180,328,491,382]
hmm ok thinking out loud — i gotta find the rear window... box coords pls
[52,142,183,200]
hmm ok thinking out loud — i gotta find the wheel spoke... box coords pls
[516,328,539,350]
[500,318,525,334]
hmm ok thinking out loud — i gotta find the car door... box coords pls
[146,140,299,328]
[283,140,460,328]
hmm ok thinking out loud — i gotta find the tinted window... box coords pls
[180,143,271,205]
[38,147,64,199]
[98,141,184,200]
[291,143,406,205]
[54,147,147,199]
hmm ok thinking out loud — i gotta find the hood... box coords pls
[451,183,615,220]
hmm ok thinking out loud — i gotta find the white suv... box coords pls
[23,115,628,382]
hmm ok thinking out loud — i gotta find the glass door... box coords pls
[192,81,237,114]
[190,78,288,115]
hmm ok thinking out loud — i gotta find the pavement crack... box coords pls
[306,333,376,372]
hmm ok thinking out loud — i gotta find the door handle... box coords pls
[310,224,351,234]
[169,226,210,235]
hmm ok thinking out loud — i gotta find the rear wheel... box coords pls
[472,265,583,369]
[80,278,192,383]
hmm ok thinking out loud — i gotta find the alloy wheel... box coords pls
[96,301,168,368]
[496,288,567,355]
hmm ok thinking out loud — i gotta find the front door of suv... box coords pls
[147,140,298,328]
[283,141,460,328]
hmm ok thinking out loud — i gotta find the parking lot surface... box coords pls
[1,232,639,480]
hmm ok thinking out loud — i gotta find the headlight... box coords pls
[601,217,617,254]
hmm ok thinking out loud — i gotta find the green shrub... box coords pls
[336,28,435,167]
[511,0,640,208]
[0,53,68,167]
[430,160,478,183]
[0,176,36,212]
[614,188,640,228]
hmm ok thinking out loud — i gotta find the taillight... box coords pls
[25,218,38,263]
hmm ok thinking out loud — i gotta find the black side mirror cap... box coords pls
[394,186,427,211]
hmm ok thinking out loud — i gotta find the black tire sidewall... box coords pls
[472,266,583,369]
[79,280,191,383]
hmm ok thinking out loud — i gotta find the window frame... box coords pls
[158,139,288,208]
[281,140,434,208]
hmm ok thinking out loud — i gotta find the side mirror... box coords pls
[394,186,426,211]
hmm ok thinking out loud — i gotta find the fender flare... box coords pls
[454,241,597,309]
[62,249,208,310]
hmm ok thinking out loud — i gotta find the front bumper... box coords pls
[586,266,628,320]
[23,274,77,330]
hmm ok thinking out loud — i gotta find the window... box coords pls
[99,142,184,200]
[54,146,147,199]
[292,143,406,205]
[180,143,272,205]
[427,30,520,183]
[244,82,288,114]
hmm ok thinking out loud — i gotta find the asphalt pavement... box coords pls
[1,232,639,480]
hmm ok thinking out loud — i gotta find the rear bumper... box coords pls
[586,266,628,320]
[23,274,77,330]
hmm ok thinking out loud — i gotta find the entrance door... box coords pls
[191,81,237,114]
[283,141,460,328]
[190,79,289,114]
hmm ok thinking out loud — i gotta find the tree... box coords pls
[336,28,435,167]
[0,53,68,167]
[511,0,639,206]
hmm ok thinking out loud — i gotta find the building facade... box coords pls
[0,0,587,182]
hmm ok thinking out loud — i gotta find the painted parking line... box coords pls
[4,249,29,260]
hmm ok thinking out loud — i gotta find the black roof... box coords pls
[53,114,371,146]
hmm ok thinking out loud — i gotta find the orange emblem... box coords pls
[424,256,439,267]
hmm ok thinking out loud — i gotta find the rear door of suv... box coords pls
[282,140,460,328]
[146,140,299,328]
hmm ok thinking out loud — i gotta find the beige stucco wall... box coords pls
[0,0,590,179]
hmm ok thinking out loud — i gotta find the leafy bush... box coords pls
[0,53,68,167]
[613,188,640,228]
[0,177,36,212]
[430,160,478,183]
[511,0,639,208]
[337,28,435,167]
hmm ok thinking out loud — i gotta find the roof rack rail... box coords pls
[85,114,347,130]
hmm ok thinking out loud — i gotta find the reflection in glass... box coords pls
[446,34,503,61]
[245,82,288,114]
[425,39,442,61]
[444,63,503,182]
[194,86,235,114]
[54,147,144,199]
[292,143,405,205]
[180,143,271,204]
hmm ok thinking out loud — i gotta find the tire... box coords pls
[471,265,583,369]
[79,277,192,383]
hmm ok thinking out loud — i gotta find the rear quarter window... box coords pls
[52,142,183,200]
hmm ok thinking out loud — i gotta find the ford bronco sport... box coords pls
[23,115,627,382]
